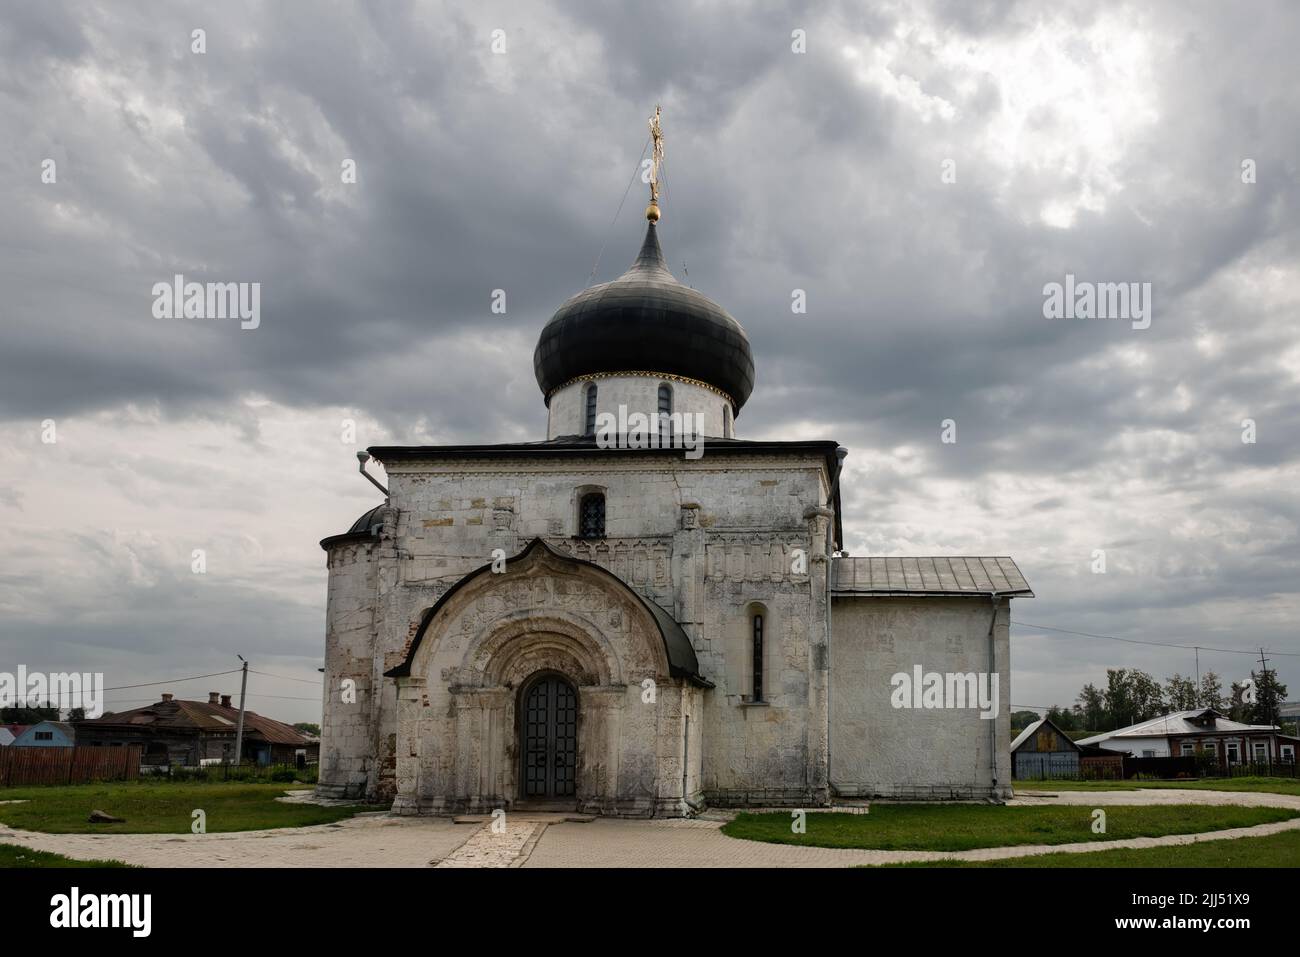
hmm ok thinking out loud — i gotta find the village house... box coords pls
[74,693,318,767]
[1010,716,1081,778]
[1078,709,1299,770]
[10,720,76,748]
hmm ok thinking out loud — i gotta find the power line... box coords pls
[249,669,322,686]
[587,133,652,287]
[103,669,243,692]
[101,691,320,707]
[1011,621,1300,658]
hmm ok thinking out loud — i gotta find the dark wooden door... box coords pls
[522,676,577,799]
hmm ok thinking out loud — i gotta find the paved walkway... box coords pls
[0,813,474,867]
[2,789,1297,868]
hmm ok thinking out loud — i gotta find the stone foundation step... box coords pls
[452,812,596,824]
[698,803,872,821]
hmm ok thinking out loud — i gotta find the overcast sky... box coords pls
[2,1,1297,724]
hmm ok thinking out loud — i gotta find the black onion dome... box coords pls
[533,223,755,411]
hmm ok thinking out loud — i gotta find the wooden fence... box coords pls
[1228,760,1299,779]
[1122,755,1200,779]
[0,746,142,787]
[1079,754,1124,780]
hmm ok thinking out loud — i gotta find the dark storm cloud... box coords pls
[2,0,1298,716]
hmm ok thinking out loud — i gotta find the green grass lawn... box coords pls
[0,842,132,868]
[889,828,1300,867]
[720,804,1299,851]
[0,781,372,834]
[1014,776,1300,797]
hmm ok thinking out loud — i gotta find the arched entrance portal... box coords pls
[520,673,577,800]
[386,540,710,816]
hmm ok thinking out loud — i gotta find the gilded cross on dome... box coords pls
[646,105,664,221]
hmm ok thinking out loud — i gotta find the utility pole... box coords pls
[233,656,249,766]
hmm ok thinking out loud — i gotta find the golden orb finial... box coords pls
[645,199,661,222]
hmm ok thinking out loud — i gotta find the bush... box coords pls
[135,762,318,785]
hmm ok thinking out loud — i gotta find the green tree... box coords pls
[1104,669,1136,729]
[1198,671,1224,711]
[1130,670,1166,721]
[1227,681,1250,722]
[0,705,58,724]
[1165,673,1198,711]
[1249,670,1289,728]
[293,722,321,736]
[1074,683,1106,731]
[1045,705,1077,731]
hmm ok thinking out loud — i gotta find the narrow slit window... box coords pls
[658,383,672,444]
[584,384,598,435]
[751,613,764,702]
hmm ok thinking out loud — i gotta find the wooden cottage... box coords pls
[1010,716,1081,779]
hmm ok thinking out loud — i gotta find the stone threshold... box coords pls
[452,812,596,824]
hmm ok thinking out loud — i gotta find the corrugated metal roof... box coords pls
[1009,718,1046,753]
[13,720,75,740]
[832,556,1033,597]
[1077,709,1279,745]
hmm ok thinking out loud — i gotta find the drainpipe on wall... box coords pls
[987,592,1002,796]
[824,513,834,798]
[357,451,389,497]
[823,447,848,799]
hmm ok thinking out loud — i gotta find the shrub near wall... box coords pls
[140,763,318,785]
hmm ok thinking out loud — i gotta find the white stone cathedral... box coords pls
[317,126,1032,814]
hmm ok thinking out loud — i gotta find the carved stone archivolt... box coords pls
[401,540,672,689]
[462,613,617,688]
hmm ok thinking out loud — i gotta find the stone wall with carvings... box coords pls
[390,544,701,816]
[321,449,834,812]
